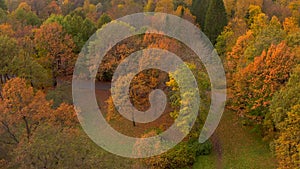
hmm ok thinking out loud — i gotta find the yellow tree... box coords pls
[274,105,300,169]
[154,0,174,13]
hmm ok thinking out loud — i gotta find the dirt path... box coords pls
[193,110,277,169]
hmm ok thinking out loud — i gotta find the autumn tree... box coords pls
[234,0,263,18]
[215,18,247,58]
[232,42,299,122]
[273,105,300,169]
[226,7,286,90]
[136,63,212,168]
[26,0,49,17]
[107,0,143,19]
[0,78,52,144]
[264,65,300,139]
[283,16,300,47]
[288,0,300,25]
[0,77,117,168]
[262,0,291,22]
[244,16,286,61]
[46,82,73,108]
[10,126,106,169]
[34,22,76,86]
[225,30,254,86]
[174,5,196,23]
[9,2,41,28]
[154,0,174,13]
[144,0,155,12]
[42,0,62,18]
[0,23,14,37]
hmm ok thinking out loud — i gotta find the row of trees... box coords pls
[0,0,229,87]
[217,2,299,168]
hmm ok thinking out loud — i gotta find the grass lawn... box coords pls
[193,110,277,169]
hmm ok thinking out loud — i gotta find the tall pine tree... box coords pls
[191,0,210,28]
[204,0,228,44]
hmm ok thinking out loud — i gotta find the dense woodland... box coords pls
[0,0,299,168]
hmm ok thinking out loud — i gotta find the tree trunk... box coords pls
[132,112,136,127]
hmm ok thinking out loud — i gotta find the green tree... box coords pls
[9,2,41,27]
[97,13,112,28]
[166,63,210,135]
[63,14,96,52]
[244,16,286,61]
[0,33,50,88]
[0,35,19,84]
[0,8,7,24]
[0,0,7,10]
[44,14,96,52]
[11,126,106,169]
[11,53,50,88]
[46,82,73,108]
[5,0,21,12]
[191,0,209,28]
[215,24,234,57]
[204,0,228,44]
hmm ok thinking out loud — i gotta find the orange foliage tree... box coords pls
[0,78,77,144]
[232,42,299,121]
[34,22,76,86]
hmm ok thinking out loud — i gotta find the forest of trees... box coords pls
[0,0,299,168]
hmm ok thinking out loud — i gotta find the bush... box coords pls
[145,139,212,169]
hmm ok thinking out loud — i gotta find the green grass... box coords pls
[193,111,277,169]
